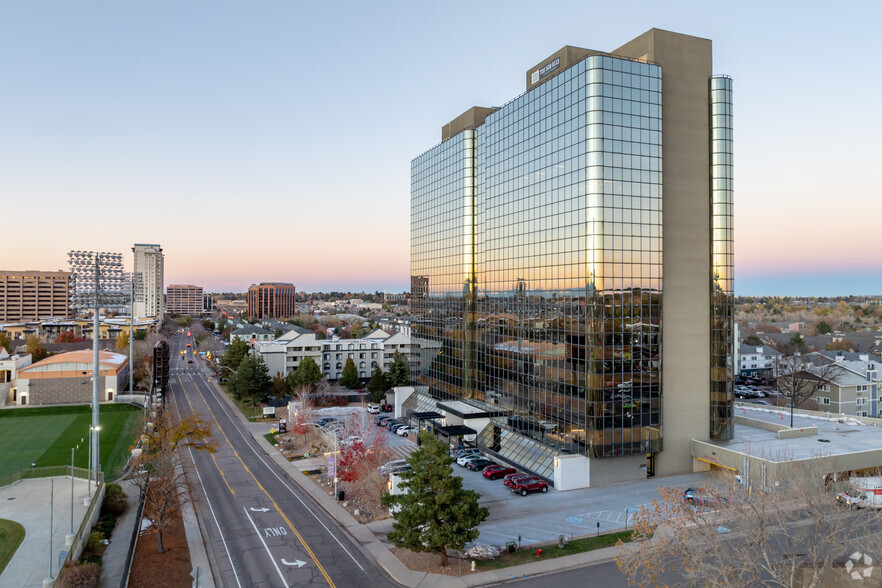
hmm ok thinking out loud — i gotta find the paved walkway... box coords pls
[207,378,653,587]
[0,477,93,588]
[99,480,140,588]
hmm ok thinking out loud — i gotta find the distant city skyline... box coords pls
[2,1,880,296]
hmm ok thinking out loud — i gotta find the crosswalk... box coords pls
[387,445,414,461]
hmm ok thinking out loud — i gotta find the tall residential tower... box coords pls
[132,244,164,319]
[409,29,734,487]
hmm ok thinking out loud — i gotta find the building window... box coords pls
[371,352,377,359]
[336,353,342,360]
[857,397,868,406]
[371,361,377,368]
[336,363,342,370]
[857,411,868,417]
[324,363,330,370]
[818,397,831,405]
[818,384,829,392]
[359,353,365,359]
[359,371,365,378]
[359,362,365,369]
[857,385,868,392]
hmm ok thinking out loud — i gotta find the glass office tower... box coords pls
[412,30,732,482]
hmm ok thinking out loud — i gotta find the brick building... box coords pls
[247,282,296,319]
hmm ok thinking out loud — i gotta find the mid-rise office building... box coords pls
[0,271,73,321]
[247,282,296,319]
[132,244,164,319]
[409,29,734,487]
[166,284,204,316]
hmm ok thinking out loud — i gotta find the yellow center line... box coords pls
[177,376,236,497]
[182,375,336,588]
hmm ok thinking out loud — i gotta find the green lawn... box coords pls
[475,530,635,570]
[0,404,142,481]
[0,519,25,574]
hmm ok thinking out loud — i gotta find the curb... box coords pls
[206,372,624,587]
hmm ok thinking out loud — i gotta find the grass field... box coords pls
[475,530,635,570]
[0,404,142,480]
[0,519,25,574]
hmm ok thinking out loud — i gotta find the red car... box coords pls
[509,476,549,496]
[482,465,517,481]
[381,403,393,412]
[504,473,532,489]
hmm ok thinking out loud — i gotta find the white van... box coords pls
[836,476,882,509]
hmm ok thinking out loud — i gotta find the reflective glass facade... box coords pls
[710,76,735,440]
[412,48,732,468]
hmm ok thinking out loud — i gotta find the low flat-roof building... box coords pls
[13,350,129,406]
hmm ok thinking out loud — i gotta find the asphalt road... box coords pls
[167,332,399,588]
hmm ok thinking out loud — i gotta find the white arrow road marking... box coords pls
[281,559,307,568]
[243,508,289,587]
[250,507,270,512]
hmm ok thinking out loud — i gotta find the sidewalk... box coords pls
[0,477,93,588]
[99,480,141,588]
[209,378,630,587]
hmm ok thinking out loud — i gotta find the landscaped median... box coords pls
[474,530,635,570]
[0,518,25,575]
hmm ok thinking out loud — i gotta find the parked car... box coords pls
[387,421,406,432]
[381,403,393,412]
[396,425,417,437]
[378,459,407,475]
[509,476,549,496]
[452,448,482,460]
[367,405,381,414]
[504,473,533,489]
[466,458,496,471]
[683,487,727,507]
[317,417,338,427]
[457,454,485,467]
[341,435,364,446]
[482,465,517,481]
[374,416,393,426]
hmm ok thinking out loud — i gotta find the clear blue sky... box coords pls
[1,1,880,296]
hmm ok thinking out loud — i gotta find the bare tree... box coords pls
[617,459,882,587]
[776,355,842,427]
[131,408,215,553]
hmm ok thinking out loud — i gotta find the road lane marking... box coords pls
[210,453,236,496]
[195,373,366,572]
[281,559,307,568]
[170,382,242,588]
[188,380,337,587]
[243,507,289,588]
[250,507,270,512]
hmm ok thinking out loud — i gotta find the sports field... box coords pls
[0,404,142,481]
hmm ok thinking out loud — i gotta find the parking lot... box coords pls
[365,414,716,547]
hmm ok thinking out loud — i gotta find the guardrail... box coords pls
[120,487,146,588]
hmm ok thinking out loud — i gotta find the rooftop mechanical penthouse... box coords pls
[409,29,734,487]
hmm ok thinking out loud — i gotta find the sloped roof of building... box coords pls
[232,325,273,336]
[739,344,781,356]
[19,350,128,373]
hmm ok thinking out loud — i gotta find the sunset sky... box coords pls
[1,1,880,296]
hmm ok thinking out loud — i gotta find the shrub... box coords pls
[96,514,117,537]
[85,531,105,554]
[102,483,127,516]
[61,561,101,588]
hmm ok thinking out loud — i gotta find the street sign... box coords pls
[263,407,276,417]
[327,456,335,476]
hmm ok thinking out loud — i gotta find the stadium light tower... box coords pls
[68,251,128,495]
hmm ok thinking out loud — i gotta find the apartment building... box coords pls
[166,284,204,316]
[247,282,296,319]
[0,271,73,321]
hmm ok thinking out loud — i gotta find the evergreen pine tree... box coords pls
[381,431,488,566]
